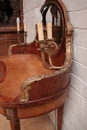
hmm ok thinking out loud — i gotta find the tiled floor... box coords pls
[0,114,55,130]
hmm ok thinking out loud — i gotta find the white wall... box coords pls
[62,0,87,130]
[23,0,87,130]
[23,0,45,43]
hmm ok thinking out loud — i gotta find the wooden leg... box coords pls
[57,104,64,130]
[10,119,20,130]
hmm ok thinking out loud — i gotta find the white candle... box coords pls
[46,7,52,39]
[46,23,52,39]
[35,8,44,41]
[37,22,44,41]
[24,23,27,32]
[16,17,20,31]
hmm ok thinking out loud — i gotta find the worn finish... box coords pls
[0,0,73,130]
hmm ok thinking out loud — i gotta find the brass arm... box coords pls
[38,22,73,70]
[64,22,73,69]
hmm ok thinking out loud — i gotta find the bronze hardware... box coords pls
[37,22,73,70]
[21,75,44,102]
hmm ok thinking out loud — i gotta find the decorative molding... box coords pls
[21,75,44,102]
[6,109,14,120]
[64,22,73,69]
[5,108,18,121]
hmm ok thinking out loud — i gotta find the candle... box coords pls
[46,23,52,39]
[37,22,44,41]
[16,17,20,31]
[46,7,52,39]
[24,23,27,32]
[35,8,44,41]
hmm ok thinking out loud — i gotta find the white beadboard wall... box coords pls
[23,0,87,130]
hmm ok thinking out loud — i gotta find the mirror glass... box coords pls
[41,3,64,51]
[0,0,13,26]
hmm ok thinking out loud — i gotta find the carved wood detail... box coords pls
[5,108,18,121]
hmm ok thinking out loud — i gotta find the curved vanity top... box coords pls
[0,54,54,102]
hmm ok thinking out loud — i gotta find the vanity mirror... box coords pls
[41,2,63,53]
[0,0,13,26]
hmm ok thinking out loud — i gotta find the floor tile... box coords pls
[0,114,55,130]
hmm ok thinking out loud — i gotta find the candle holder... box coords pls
[37,38,64,70]
[37,22,73,70]
[17,31,27,45]
[15,22,73,70]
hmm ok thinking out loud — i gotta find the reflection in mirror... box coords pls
[0,0,13,26]
[41,3,63,48]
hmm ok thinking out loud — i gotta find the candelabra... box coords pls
[17,31,27,45]
[16,7,73,70]
[16,17,27,45]
[17,26,63,70]
[37,38,64,70]
[36,21,73,70]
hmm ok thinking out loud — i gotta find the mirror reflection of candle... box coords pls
[16,17,20,32]
[24,23,27,32]
[46,23,52,39]
[46,7,52,39]
[36,8,44,41]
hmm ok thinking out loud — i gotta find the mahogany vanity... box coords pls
[0,0,73,130]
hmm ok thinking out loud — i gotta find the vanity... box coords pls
[0,0,73,130]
